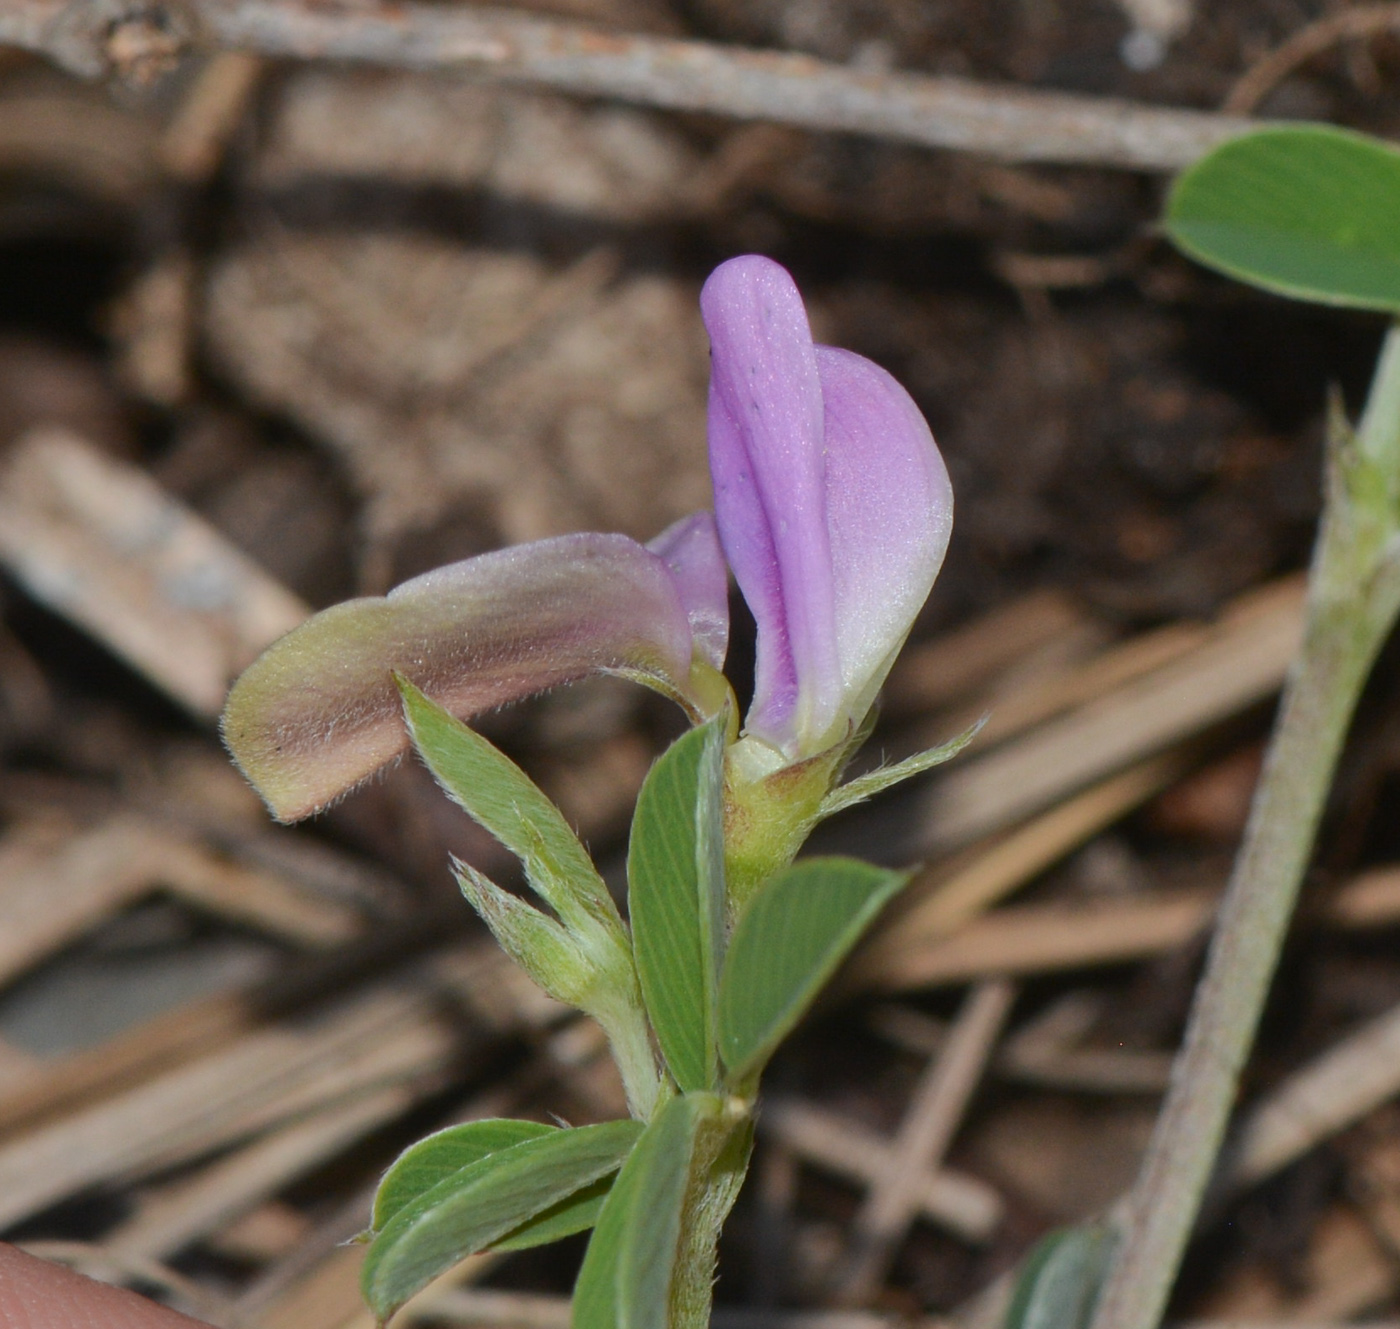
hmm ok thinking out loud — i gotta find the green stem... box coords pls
[670,1105,753,1329]
[600,992,671,1122]
[1087,321,1400,1329]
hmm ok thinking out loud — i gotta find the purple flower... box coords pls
[222,255,949,823]
[701,255,952,763]
[223,519,728,822]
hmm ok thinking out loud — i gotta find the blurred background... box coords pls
[0,1,1399,1325]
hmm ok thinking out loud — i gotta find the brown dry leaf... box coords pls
[205,236,711,569]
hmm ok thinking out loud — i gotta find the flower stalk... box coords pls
[1088,320,1400,1329]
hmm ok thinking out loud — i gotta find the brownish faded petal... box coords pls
[222,534,694,821]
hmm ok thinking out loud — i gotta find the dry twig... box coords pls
[0,0,1263,170]
[0,946,557,1231]
[862,887,1218,992]
[108,1083,421,1261]
[1225,4,1400,114]
[1221,998,1400,1198]
[920,578,1305,851]
[872,996,1175,1095]
[886,753,1187,951]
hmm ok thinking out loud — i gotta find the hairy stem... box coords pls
[670,1105,753,1329]
[600,991,671,1122]
[1088,321,1400,1329]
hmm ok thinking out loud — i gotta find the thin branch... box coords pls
[0,0,1264,170]
[1088,325,1400,1329]
[1225,3,1400,114]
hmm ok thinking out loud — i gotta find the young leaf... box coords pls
[454,860,598,1008]
[1005,1225,1116,1329]
[572,1093,713,1329]
[718,858,908,1085]
[372,1118,552,1232]
[1165,125,1400,312]
[397,678,622,943]
[362,1119,642,1323]
[628,713,727,1092]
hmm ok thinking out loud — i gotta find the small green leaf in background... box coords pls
[398,678,623,943]
[372,1118,552,1232]
[628,713,727,1092]
[1166,124,1400,312]
[572,1093,713,1329]
[718,857,908,1085]
[362,1119,643,1323]
[1004,1225,1117,1329]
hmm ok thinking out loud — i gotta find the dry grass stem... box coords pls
[0,430,307,717]
[920,578,1305,851]
[1224,4,1400,113]
[834,980,1016,1299]
[1222,999,1400,1197]
[759,1099,1003,1244]
[0,2,1264,170]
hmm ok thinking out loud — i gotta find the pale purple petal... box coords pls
[816,346,953,734]
[701,255,952,758]
[701,255,840,753]
[222,534,696,822]
[705,370,794,722]
[647,512,730,671]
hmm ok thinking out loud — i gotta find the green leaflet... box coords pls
[372,1119,553,1232]
[572,1093,713,1329]
[1166,125,1400,313]
[397,678,623,945]
[718,857,908,1086]
[628,714,727,1092]
[1004,1225,1116,1329]
[362,1119,642,1324]
[492,1174,617,1253]
[453,860,598,1008]
[370,1117,612,1256]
